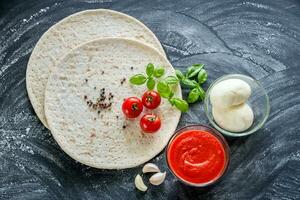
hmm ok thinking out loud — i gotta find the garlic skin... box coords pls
[142,163,160,173]
[134,174,148,192]
[149,172,166,186]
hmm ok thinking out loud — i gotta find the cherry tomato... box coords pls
[122,97,143,118]
[142,91,161,109]
[140,114,161,133]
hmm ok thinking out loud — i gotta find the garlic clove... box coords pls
[134,174,148,192]
[142,163,160,173]
[149,172,166,186]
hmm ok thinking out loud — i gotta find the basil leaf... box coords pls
[157,81,169,92]
[171,98,189,112]
[169,91,174,99]
[187,87,200,103]
[186,64,204,78]
[198,86,206,101]
[147,77,155,90]
[154,67,165,78]
[146,63,154,76]
[168,99,175,106]
[160,92,171,98]
[198,69,208,84]
[175,70,184,80]
[129,74,147,85]
[181,78,198,88]
[165,76,179,85]
[157,81,171,98]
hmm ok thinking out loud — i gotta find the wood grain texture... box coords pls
[0,0,299,199]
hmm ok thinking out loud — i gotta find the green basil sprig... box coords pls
[156,80,189,112]
[175,64,208,104]
[129,63,189,112]
[129,63,207,111]
[186,64,204,78]
[130,63,165,90]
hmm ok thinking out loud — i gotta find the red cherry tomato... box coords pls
[122,97,143,118]
[140,114,161,133]
[142,91,161,109]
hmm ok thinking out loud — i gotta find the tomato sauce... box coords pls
[167,129,227,185]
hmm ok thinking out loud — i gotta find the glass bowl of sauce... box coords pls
[166,124,230,187]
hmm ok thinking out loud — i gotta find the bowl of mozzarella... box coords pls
[204,74,270,137]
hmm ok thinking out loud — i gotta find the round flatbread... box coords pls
[44,38,181,169]
[26,9,165,128]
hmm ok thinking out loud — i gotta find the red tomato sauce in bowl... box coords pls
[166,125,229,186]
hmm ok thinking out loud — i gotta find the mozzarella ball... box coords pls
[210,79,251,108]
[212,103,254,132]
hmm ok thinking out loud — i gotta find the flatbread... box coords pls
[26,9,165,128]
[44,38,181,169]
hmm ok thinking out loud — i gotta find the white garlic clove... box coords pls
[134,174,148,192]
[149,172,166,186]
[142,163,160,173]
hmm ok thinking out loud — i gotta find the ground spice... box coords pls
[120,78,126,85]
[84,86,114,113]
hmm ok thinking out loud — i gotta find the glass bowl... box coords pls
[166,124,230,187]
[204,74,270,137]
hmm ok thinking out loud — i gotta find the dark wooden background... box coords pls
[0,0,299,199]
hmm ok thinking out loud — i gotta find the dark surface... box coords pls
[0,0,300,199]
